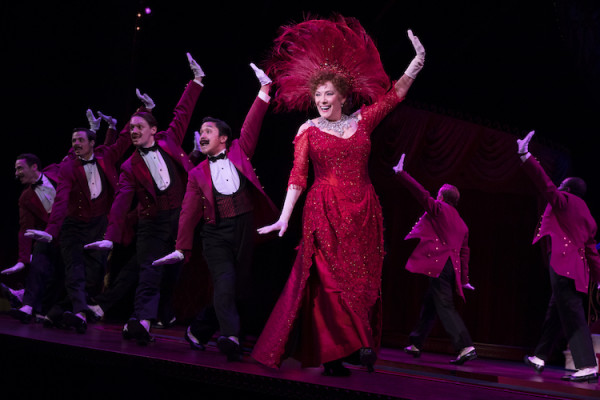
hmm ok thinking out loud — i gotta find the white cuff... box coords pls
[258,91,271,103]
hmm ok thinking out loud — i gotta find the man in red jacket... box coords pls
[519,131,600,383]
[25,112,132,332]
[85,53,204,345]
[2,154,61,322]
[393,153,476,365]
[153,63,278,361]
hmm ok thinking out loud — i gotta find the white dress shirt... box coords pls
[139,144,171,191]
[81,155,102,200]
[209,150,240,195]
[33,173,56,213]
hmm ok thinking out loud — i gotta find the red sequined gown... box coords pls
[252,89,401,368]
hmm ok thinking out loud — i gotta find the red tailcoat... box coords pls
[17,164,61,263]
[522,156,600,293]
[104,81,202,243]
[176,96,278,251]
[396,171,470,301]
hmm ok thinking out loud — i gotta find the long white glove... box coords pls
[257,187,302,237]
[24,229,52,243]
[1,262,25,275]
[187,52,205,83]
[517,130,535,161]
[84,240,113,250]
[393,153,406,174]
[250,63,272,86]
[152,250,184,266]
[86,109,102,133]
[98,111,117,130]
[404,30,425,79]
[136,89,156,110]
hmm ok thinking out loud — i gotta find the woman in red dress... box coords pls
[253,16,426,376]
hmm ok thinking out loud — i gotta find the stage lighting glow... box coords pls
[145,7,152,15]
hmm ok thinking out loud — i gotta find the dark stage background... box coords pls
[1,0,599,360]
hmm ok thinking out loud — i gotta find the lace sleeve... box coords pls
[287,125,310,191]
[359,83,401,133]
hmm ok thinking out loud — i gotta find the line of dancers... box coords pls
[2,15,599,383]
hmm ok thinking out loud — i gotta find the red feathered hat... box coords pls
[266,15,391,113]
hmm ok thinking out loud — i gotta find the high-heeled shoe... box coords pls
[322,360,351,377]
[359,347,377,373]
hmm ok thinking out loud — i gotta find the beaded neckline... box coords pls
[316,114,355,137]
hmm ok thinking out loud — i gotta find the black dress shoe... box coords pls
[450,349,477,365]
[524,355,544,373]
[217,336,242,361]
[127,319,153,346]
[184,326,205,351]
[62,311,87,334]
[9,308,32,324]
[404,345,421,358]
[323,360,351,377]
[1,283,23,309]
[359,347,377,373]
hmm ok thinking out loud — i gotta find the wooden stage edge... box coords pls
[0,315,598,400]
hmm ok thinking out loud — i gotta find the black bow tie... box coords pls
[208,152,227,163]
[139,143,160,155]
[80,158,97,165]
[31,176,44,188]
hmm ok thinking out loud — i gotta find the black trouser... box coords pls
[534,266,597,369]
[22,240,65,315]
[59,216,108,315]
[409,259,473,353]
[94,242,138,315]
[133,208,181,322]
[194,212,254,339]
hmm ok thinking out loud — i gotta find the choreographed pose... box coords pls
[393,154,476,365]
[518,131,600,383]
[252,16,426,376]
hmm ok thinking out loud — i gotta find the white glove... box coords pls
[152,250,184,266]
[86,109,102,133]
[84,240,113,251]
[193,131,201,152]
[1,262,25,275]
[257,220,289,237]
[463,283,475,291]
[24,229,52,243]
[404,30,425,79]
[250,63,272,86]
[393,153,405,174]
[187,52,205,81]
[517,130,535,159]
[136,89,156,110]
[98,111,117,130]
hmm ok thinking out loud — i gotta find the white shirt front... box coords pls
[139,145,171,191]
[33,173,56,213]
[81,155,102,200]
[209,150,240,195]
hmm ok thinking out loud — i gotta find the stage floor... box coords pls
[0,314,598,399]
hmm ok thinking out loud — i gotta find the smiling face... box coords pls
[15,158,39,185]
[198,121,227,156]
[314,81,346,121]
[130,115,157,149]
[72,130,95,160]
